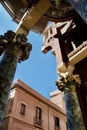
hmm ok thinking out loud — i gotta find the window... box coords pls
[36,107,42,125]
[54,117,60,130]
[20,103,26,115]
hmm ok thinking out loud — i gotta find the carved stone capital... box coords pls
[0,30,32,62]
[56,72,81,91]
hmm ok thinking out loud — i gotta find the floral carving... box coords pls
[56,72,81,91]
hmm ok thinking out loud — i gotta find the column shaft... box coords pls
[0,50,18,127]
[64,82,86,130]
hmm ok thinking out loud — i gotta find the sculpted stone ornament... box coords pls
[0,30,32,62]
[56,72,81,91]
[56,64,81,91]
[0,31,32,128]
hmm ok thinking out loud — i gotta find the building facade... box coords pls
[2,79,67,130]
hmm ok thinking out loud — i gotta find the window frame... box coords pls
[36,106,42,125]
[54,116,60,130]
[20,103,26,115]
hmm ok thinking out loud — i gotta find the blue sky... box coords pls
[0,4,58,99]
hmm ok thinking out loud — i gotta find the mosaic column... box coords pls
[56,68,86,130]
[0,31,32,127]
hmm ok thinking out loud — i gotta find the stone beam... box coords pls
[16,0,51,35]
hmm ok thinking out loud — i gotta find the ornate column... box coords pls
[56,66,86,130]
[0,31,32,127]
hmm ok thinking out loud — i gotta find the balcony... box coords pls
[57,41,87,72]
[68,41,87,65]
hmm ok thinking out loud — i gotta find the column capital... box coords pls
[56,72,81,91]
[0,30,32,62]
